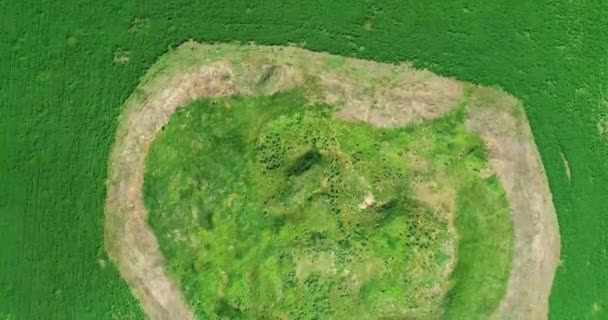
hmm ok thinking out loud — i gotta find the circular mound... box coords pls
[104,42,560,320]
[144,93,454,318]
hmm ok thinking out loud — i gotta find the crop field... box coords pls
[1,1,607,320]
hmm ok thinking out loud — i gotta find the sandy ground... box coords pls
[104,42,560,319]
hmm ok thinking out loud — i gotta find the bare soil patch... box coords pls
[105,42,559,319]
[466,87,561,319]
[105,63,237,320]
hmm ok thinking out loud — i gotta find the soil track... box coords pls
[105,63,237,320]
[466,88,561,319]
[105,42,560,319]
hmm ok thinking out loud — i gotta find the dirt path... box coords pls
[466,88,561,319]
[104,42,559,319]
[104,63,238,320]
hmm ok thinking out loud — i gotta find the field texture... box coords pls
[1,1,606,319]
[144,92,511,318]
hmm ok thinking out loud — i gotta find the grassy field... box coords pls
[144,91,511,319]
[1,1,606,319]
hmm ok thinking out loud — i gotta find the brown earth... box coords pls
[104,42,560,319]
[105,63,237,320]
[466,88,561,320]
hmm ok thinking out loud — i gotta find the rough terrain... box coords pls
[104,42,560,319]
[466,88,561,319]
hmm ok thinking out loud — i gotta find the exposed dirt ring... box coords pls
[104,42,560,320]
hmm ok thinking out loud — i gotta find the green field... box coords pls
[1,1,606,319]
[143,91,511,318]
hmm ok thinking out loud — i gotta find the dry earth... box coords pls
[105,42,560,319]
[466,87,561,320]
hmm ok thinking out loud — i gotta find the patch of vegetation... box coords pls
[144,91,512,319]
[443,176,513,318]
[2,1,606,319]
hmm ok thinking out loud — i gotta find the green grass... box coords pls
[143,91,511,319]
[444,176,512,318]
[1,1,606,319]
